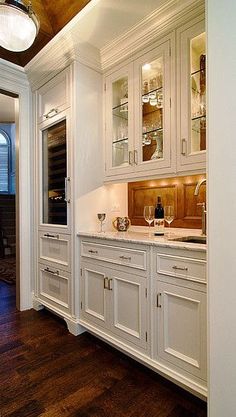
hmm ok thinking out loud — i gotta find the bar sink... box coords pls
[171,236,207,244]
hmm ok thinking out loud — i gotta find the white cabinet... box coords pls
[79,235,207,397]
[38,263,70,315]
[80,239,149,353]
[153,247,207,382]
[104,16,206,181]
[38,231,71,271]
[154,280,207,380]
[81,260,148,352]
[177,19,206,172]
[105,39,174,180]
[36,67,70,124]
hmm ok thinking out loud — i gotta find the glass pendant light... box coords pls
[0,0,39,52]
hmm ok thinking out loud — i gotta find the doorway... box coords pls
[0,90,19,308]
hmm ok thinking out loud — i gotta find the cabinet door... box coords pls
[177,20,206,172]
[37,67,70,124]
[80,262,110,330]
[105,64,134,177]
[133,40,173,174]
[108,269,148,351]
[38,110,71,232]
[154,280,207,380]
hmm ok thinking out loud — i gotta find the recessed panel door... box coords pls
[109,270,148,351]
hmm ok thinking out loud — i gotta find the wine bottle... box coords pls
[154,196,164,236]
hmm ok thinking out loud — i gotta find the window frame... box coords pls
[0,129,11,194]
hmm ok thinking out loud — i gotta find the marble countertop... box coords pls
[77,228,207,252]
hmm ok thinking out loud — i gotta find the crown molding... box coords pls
[25,31,101,91]
[25,0,102,91]
[0,58,29,89]
[24,0,205,90]
[100,0,205,71]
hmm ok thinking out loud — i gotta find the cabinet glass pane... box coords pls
[112,76,129,167]
[141,57,163,162]
[42,120,67,225]
[190,32,206,153]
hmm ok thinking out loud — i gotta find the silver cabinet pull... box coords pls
[108,278,113,291]
[157,293,162,308]
[181,138,187,155]
[119,255,131,261]
[134,150,138,165]
[104,277,109,289]
[44,267,59,275]
[172,265,188,271]
[88,249,98,254]
[64,177,71,203]
[44,233,59,239]
[128,151,133,166]
[43,108,58,119]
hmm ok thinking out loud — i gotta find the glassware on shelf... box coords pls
[141,56,164,163]
[143,206,155,236]
[190,32,206,153]
[164,205,174,238]
[97,213,106,233]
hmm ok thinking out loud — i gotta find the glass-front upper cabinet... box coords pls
[134,41,172,174]
[178,20,206,171]
[40,113,70,229]
[105,64,134,177]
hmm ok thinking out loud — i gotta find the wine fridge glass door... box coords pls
[42,119,68,226]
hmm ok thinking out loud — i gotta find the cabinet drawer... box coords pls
[39,232,71,271]
[37,68,70,124]
[38,263,70,312]
[156,253,206,282]
[81,241,147,271]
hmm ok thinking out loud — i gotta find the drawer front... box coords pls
[38,263,70,312]
[39,232,71,271]
[37,69,70,123]
[156,253,206,282]
[81,241,147,271]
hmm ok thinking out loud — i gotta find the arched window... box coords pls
[0,131,10,193]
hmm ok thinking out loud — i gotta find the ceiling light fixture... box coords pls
[0,0,39,52]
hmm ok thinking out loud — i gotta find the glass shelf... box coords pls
[142,85,163,98]
[191,68,206,77]
[191,114,206,121]
[112,101,128,110]
[142,127,163,135]
[113,137,128,144]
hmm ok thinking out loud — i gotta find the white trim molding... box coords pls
[0,58,33,310]
[101,0,205,71]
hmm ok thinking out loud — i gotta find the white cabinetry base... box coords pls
[32,295,85,336]
[79,318,207,401]
[32,297,44,311]
[64,318,85,336]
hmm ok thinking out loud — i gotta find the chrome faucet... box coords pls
[194,178,207,236]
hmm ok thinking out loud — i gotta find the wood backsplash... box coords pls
[128,174,206,229]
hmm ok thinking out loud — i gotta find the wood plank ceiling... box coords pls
[0,0,91,67]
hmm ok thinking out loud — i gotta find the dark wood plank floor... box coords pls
[0,281,207,417]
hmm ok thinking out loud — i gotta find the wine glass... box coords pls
[97,213,106,233]
[143,206,155,236]
[164,206,174,238]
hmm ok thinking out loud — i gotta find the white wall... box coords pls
[208,1,236,415]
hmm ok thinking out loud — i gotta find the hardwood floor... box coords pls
[0,281,207,417]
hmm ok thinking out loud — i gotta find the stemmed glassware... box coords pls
[143,206,155,236]
[97,213,106,233]
[164,206,174,238]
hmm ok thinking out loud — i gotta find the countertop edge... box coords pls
[77,231,207,252]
